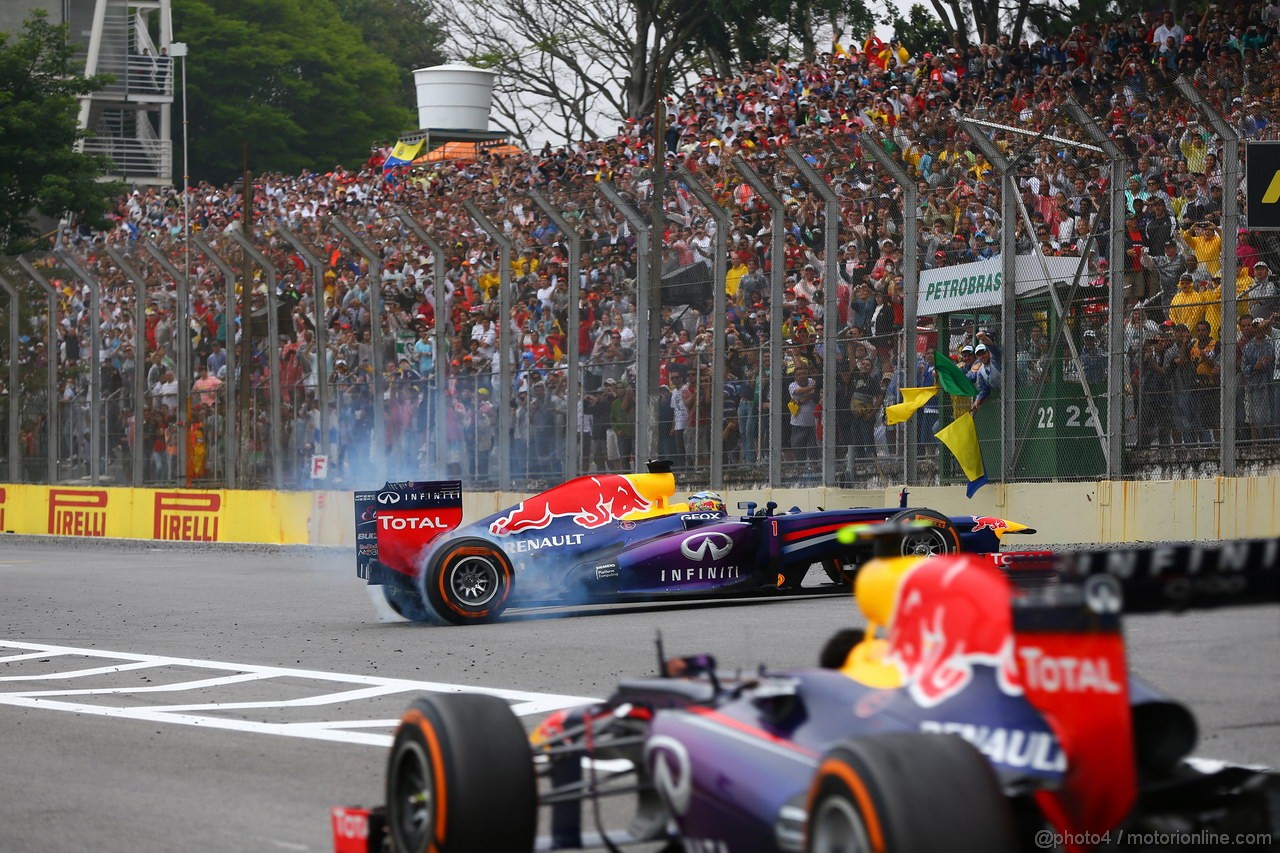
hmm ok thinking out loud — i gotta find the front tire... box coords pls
[889,508,960,557]
[806,733,1017,853]
[386,693,537,853]
[422,537,514,625]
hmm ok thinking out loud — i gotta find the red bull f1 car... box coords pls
[367,533,1280,853]
[354,462,1033,625]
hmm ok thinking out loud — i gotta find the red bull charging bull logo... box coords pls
[971,515,1009,534]
[490,475,652,535]
[884,559,1022,708]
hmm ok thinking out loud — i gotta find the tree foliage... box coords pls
[172,0,415,184]
[0,11,123,254]
[442,0,873,149]
[886,3,954,56]
[330,0,448,112]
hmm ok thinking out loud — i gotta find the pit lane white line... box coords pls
[0,640,598,748]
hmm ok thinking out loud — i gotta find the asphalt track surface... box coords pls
[1,540,1277,853]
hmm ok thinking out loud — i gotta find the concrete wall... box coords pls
[1,1,67,36]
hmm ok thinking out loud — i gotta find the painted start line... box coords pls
[0,640,599,748]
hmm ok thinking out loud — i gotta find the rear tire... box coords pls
[422,538,514,625]
[888,508,959,557]
[383,579,436,623]
[806,733,1017,853]
[386,693,537,853]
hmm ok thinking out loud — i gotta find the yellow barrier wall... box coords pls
[4,475,1280,546]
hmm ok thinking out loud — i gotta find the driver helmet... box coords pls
[687,491,726,514]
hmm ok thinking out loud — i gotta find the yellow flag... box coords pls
[935,412,988,497]
[885,386,937,426]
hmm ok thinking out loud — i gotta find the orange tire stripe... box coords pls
[402,709,448,850]
[811,757,885,853]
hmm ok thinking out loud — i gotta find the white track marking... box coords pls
[0,640,598,748]
[0,660,162,681]
[0,650,77,664]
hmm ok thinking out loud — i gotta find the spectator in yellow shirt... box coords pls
[1168,273,1205,330]
[1181,221,1222,277]
[1200,275,1224,340]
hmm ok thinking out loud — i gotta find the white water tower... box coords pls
[412,63,497,131]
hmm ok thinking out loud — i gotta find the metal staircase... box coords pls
[72,0,175,185]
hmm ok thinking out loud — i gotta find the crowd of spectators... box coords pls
[7,1,1280,487]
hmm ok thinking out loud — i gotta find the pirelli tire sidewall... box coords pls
[889,508,961,557]
[421,537,514,625]
[387,694,538,853]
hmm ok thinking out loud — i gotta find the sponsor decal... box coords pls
[660,565,741,583]
[884,561,1021,707]
[853,689,894,719]
[618,520,636,530]
[971,515,1009,534]
[920,721,1066,773]
[502,532,586,554]
[490,475,653,535]
[594,562,620,581]
[680,512,721,522]
[1016,648,1122,694]
[646,735,692,816]
[47,489,108,537]
[679,531,733,562]
[377,515,449,531]
[153,492,221,542]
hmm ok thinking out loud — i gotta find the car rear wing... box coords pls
[354,480,463,580]
[1031,537,1280,613]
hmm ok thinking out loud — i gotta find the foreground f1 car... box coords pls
[354,462,1033,625]
[369,532,1279,853]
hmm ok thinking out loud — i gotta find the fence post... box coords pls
[1172,77,1241,477]
[226,231,285,490]
[674,165,730,488]
[461,201,513,490]
[732,157,786,487]
[140,240,191,482]
[191,234,238,487]
[102,246,155,486]
[15,256,61,484]
[0,272,19,483]
[52,250,101,486]
[781,148,841,487]
[395,207,449,474]
[955,120,1021,485]
[1062,99,1132,481]
[860,136,921,486]
[329,216,388,485]
[528,189,583,479]
[597,182,652,465]
[276,225,332,461]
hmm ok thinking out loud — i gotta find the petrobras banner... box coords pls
[918,255,1086,315]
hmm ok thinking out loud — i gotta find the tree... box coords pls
[442,0,862,149]
[0,11,123,254]
[330,0,448,112]
[886,4,953,56]
[172,0,415,183]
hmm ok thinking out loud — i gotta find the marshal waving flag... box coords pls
[383,136,426,171]
[935,412,988,498]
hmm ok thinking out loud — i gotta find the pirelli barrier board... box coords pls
[0,485,352,545]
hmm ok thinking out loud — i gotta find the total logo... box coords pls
[680,531,732,562]
[378,515,448,530]
[1016,648,1122,694]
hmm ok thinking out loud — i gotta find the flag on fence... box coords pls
[383,137,425,171]
[886,386,937,425]
[935,411,988,498]
[933,349,978,397]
